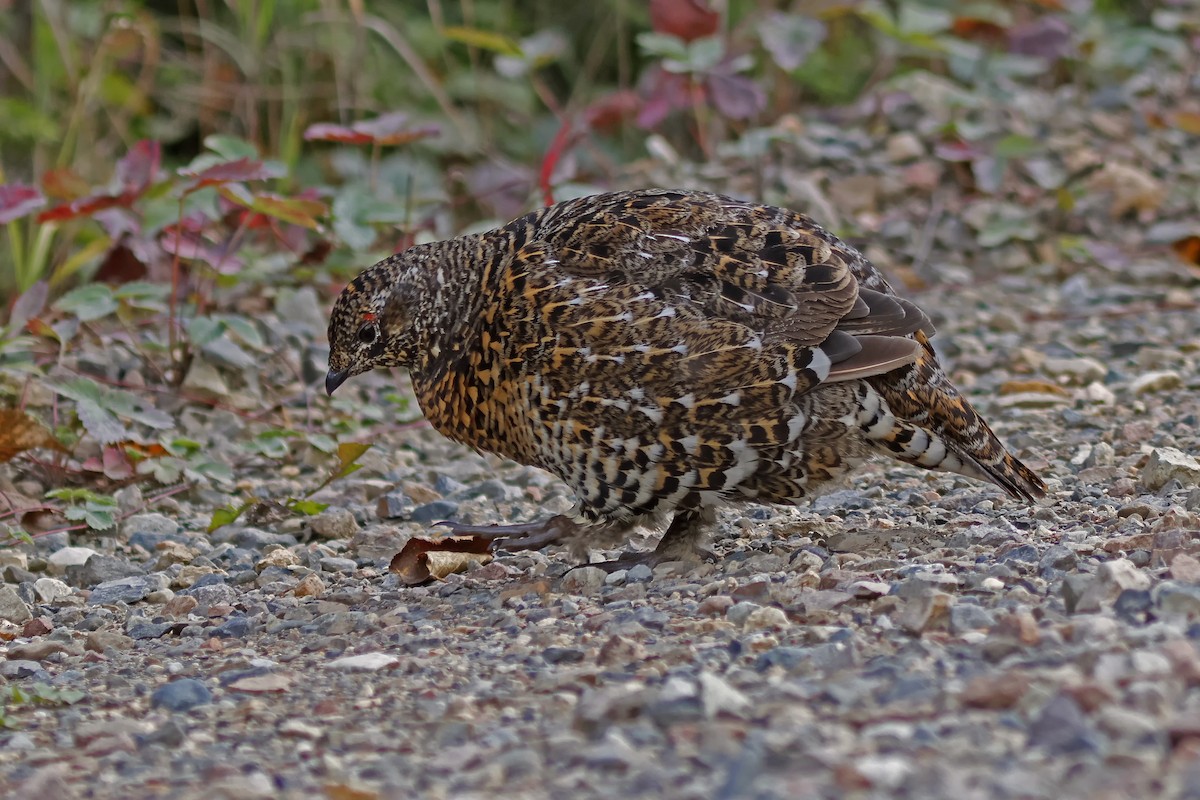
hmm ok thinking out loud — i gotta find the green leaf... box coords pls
[203,134,260,161]
[216,315,264,349]
[287,499,328,516]
[209,500,253,532]
[54,284,118,322]
[82,508,116,530]
[48,378,173,435]
[46,488,107,503]
[76,398,129,444]
[442,26,523,56]
[636,32,690,62]
[306,433,337,454]
[336,442,371,471]
[994,134,1040,159]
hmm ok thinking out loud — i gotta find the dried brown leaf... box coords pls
[424,550,492,580]
[0,409,67,463]
[389,535,493,585]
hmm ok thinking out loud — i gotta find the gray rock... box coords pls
[87,574,166,606]
[409,500,460,525]
[65,554,143,588]
[1039,544,1078,572]
[999,544,1039,564]
[319,557,357,574]
[561,566,607,595]
[950,603,996,633]
[150,678,212,712]
[1143,447,1200,490]
[215,527,295,549]
[1062,573,1095,614]
[310,507,360,539]
[469,479,512,501]
[604,569,627,586]
[123,513,180,550]
[1154,581,1200,618]
[0,584,33,623]
[212,616,253,638]
[0,660,50,680]
[376,491,412,519]
[626,563,654,583]
[433,475,468,495]
[543,646,585,664]
[726,601,762,626]
[1027,693,1098,754]
[127,620,176,639]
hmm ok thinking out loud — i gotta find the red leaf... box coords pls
[304,114,441,146]
[37,193,125,223]
[303,123,374,145]
[41,168,90,201]
[0,184,47,224]
[116,140,161,196]
[583,91,641,130]
[539,121,578,206]
[93,243,148,284]
[650,0,720,42]
[952,17,1008,44]
[179,158,278,193]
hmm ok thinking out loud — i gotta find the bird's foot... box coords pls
[582,541,717,574]
[434,514,579,552]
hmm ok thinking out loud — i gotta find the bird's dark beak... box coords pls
[325,369,349,396]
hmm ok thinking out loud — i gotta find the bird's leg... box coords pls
[584,509,717,574]
[435,514,580,552]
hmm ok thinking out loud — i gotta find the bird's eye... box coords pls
[357,324,377,344]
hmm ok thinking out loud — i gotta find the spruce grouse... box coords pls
[327,189,1045,568]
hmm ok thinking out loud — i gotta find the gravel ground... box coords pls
[5,87,1200,800]
[4,249,1200,800]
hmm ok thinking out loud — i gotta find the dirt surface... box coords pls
[5,46,1200,800]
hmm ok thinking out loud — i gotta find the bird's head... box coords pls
[325,256,419,395]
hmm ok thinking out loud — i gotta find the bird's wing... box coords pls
[518,189,932,388]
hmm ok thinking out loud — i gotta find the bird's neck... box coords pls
[406,229,519,453]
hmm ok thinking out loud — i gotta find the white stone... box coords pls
[1098,558,1152,592]
[1042,356,1106,384]
[327,653,398,672]
[45,547,96,575]
[32,577,73,604]
[1130,370,1182,394]
[1143,447,1200,490]
[697,672,750,719]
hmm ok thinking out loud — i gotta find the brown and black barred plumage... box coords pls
[327,189,1045,567]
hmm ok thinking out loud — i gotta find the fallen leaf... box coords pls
[389,535,493,585]
[424,550,492,580]
[1172,236,1200,267]
[0,409,67,463]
